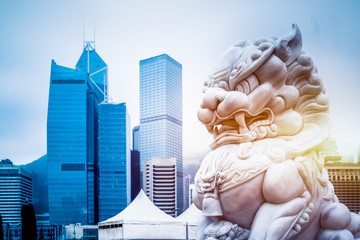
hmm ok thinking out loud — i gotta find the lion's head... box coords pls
[198,24,330,159]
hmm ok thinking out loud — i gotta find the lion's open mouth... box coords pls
[207,108,274,148]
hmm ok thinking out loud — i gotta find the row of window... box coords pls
[61,163,85,171]
[52,80,85,84]
[330,175,360,181]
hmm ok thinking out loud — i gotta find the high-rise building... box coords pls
[0,159,32,224]
[189,184,195,206]
[139,54,183,213]
[183,174,192,210]
[143,158,177,216]
[131,126,141,200]
[131,150,140,201]
[98,102,131,222]
[132,125,140,152]
[47,42,107,225]
[325,161,360,213]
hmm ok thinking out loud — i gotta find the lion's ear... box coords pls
[274,24,302,66]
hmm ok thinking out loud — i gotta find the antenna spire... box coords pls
[83,21,95,51]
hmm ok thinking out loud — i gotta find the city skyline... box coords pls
[1,1,360,165]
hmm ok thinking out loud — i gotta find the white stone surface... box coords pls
[194,24,360,240]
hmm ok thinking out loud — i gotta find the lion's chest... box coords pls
[219,173,265,229]
[195,150,273,194]
[194,150,273,229]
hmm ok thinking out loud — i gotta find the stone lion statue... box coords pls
[194,24,360,240]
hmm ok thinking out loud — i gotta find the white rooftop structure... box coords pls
[176,204,202,239]
[100,189,176,224]
[98,190,189,239]
[176,204,202,224]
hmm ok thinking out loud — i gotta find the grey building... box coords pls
[0,159,32,224]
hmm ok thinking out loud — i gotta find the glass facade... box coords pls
[47,61,89,225]
[98,103,130,222]
[47,44,107,225]
[132,125,140,151]
[139,54,183,213]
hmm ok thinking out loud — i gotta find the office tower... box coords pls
[131,126,141,200]
[139,54,183,213]
[98,102,131,221]
[143,158,177,216]
[47,42,107,225]
[325,161,360,213]
[132,125,140,151]
[189,184,195,206]
[0,159,32,224]
[131,150,140,201]
[183,175,192,210]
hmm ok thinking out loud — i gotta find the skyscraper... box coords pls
[47,42,107,225]
[0,159,32,224]
[132,125,140,152]
[131,126,141,201]
[98,102,131,221]
[183,174,192,210]
[139,54,183,213]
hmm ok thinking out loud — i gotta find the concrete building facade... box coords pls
[143,158,177,216]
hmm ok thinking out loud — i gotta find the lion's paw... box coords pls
[204,220,249,240]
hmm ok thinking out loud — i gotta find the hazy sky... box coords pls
[1,0,360,165]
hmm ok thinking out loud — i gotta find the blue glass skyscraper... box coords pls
[139,54,183,213]
[98,102,130,222]
[47,42,107,225]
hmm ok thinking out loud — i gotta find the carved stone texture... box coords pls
[194,24,360,240]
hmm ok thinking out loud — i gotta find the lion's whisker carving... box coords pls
[194,24,360,240]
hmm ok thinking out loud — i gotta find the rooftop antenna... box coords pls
[83,20,85,45]
[93,21,96,50]
[83,21,95,53]
[81,20,111,103]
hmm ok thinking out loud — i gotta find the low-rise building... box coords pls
[0,159,32,224]
[325,161,360,213]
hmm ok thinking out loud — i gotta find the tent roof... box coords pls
[99,190,177,225]
[176,204,202,224]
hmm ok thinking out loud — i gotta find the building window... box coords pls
[61,163,85,171]
[52,80,85,84]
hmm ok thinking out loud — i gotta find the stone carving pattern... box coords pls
[194,24,360,240]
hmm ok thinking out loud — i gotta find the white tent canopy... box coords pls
[176,204,202,224]
[100,189,177,225]
[98,190,189,240]
[176,204,202,239]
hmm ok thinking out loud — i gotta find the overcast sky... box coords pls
[1,0,360,165]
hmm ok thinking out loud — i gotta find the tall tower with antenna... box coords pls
[47,36,113,225]
[47,34,131,224]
